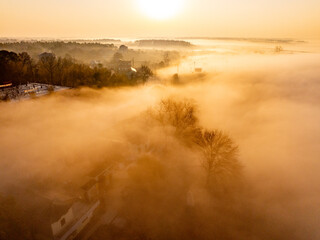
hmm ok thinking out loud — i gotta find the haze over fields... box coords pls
[1,0,320,239]
[1,38,320,239]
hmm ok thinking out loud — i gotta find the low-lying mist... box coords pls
[1,46,320,239]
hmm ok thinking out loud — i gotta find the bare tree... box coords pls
[148,98,200,143]
[18,52,32,85]
[39,53,56,84]
[195,129,242,188]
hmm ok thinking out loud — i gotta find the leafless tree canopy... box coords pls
[195,129,242,188]
[148,98,200,143]
[147,98,242,189]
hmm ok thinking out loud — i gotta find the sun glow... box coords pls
[137,0,183,20]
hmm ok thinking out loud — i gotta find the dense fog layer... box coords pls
[1,40,320,239]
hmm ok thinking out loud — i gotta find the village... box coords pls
[0,45,144,101]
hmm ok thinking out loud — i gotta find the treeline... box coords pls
[0,41,183,65]
[74,39,122,43]
[135,39,193,48]
[0,41,117,62]
[0,50,153,88]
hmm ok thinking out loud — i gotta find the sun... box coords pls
[137,0,184,20]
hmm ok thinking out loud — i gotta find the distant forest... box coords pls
[0,41,117,62]
[135,39,193,48]
[0,41,183,63]
[0,50,153,88]
[0,41,183,89]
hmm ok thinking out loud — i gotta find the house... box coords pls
[30,179,101,240]
[90,165,114,199]
[114,60,137,79]
[117,60,132,72]
[51,196,100,240]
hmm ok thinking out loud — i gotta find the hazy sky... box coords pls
[0,0,319,39]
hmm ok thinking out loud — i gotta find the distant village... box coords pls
[0,40,193,101]
[0,46,139,101]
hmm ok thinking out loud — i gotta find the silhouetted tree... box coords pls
[148,98,199,143]
[119,45,128,52]
[112,52,123,62]
[195,129,241,189]
[39,52,56,84]
[17,52,32,85]
[0,50,19,85]
[172,73,180,84]
[137,65,153,83]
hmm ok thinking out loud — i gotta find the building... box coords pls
[31,179,101,240]
[117,60,132,72]
[114,60,137,79]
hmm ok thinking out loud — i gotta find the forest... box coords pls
[0,49,154,89]
[0,41,186,94]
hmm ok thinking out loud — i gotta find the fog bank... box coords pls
[1,43,320,239]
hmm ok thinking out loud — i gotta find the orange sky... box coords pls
[0,0,319,39]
